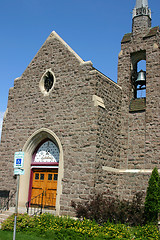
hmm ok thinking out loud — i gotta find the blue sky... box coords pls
[0,0,159,137]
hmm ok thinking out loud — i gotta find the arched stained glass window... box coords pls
[34,140,59,163]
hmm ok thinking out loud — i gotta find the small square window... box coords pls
[40,174,44,180]
[48,174,52,180]
[54,174,58,181]
[35,173,39,180]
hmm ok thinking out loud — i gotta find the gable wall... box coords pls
[0,36,101,214]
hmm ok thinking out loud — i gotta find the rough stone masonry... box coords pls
[0,0,159,216]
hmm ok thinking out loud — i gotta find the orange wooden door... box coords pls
[31,169,58,209]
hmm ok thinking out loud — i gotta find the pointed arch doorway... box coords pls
[19,128,63,215]
[29,139,59,209]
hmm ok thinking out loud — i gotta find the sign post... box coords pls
[13,175,20,240]
[13,151,24,240]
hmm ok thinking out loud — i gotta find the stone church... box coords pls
[0,0,159,216]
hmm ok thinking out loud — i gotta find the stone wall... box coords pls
[97,170,151,201]
[117,172,150,200]
[118,26,160,170]
[132,15,151,36]
[95,72,122,168]
[0,16,159,215]
[145,35,160,168]
[127,111,146,168]
[0,33,99,215]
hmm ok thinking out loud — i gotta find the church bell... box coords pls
[135,70,146,86]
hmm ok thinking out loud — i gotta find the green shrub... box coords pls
[1,214,132,239]
[1,213,160,239]
[1,213,35,232]
[1,214,15,231]
[144,167,160,223]
[134,224,160,239]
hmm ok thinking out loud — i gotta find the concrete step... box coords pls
[27,207,56,216]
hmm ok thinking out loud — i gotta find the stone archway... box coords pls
[18,128,63,215]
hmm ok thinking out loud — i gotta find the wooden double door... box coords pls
[31,169,58,209]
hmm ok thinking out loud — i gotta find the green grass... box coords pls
[0,229,102,240]
[0,230,47,240]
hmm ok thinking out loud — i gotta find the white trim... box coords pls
[39,69,56,96]
[80,60,93,66]
[19,128,63,216]
[153,43,159,49]
[31,166,59,169]
[92,95,105,109]
[102,166,158,174]
[3,108,8,120]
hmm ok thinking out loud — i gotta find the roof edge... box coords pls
[90,69,122,90]
[143,26,159,39]
[121,33,132,43]
[46,31,85,64]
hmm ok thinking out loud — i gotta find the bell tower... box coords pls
[132,0,151,35]
[118,0,160,169]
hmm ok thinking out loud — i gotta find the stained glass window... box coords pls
[44,72,54,92]
[34,141,59,163]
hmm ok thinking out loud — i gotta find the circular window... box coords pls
[39,70,55,96]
